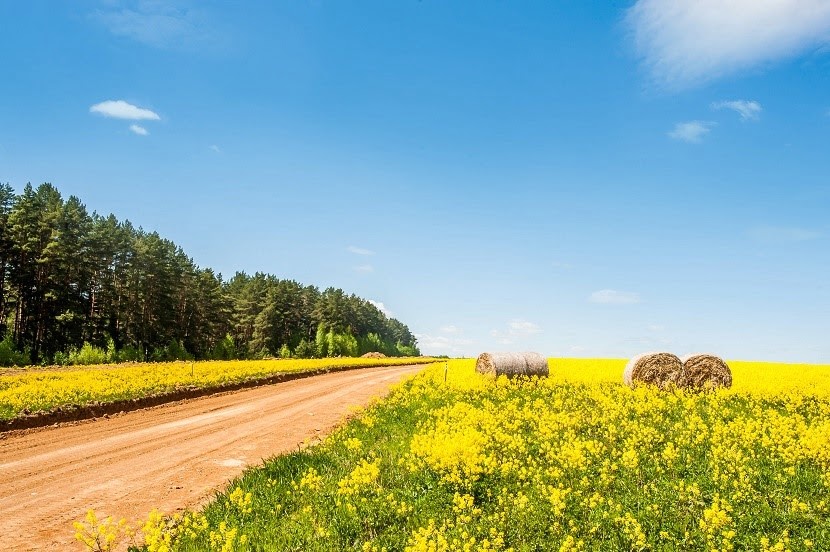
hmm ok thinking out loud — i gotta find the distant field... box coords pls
[549,358,830,396]
[0,357,436,422]
[113,358,829,551]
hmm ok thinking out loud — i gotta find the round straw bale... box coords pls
[678,353,732,390]
[623,352,683,389]
[475,352,549,378]
[360,352,387,358]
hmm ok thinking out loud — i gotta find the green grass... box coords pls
[151,360,830,551]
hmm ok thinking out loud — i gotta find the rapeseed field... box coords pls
[80,359,830,551]
[0,357,431,421]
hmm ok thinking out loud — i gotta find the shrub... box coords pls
[117,345,144,363]
[69,342,108,366]
[210,334,237,360]
[0,334,30,367]
[294,338,316,359]
[151,340,194,362]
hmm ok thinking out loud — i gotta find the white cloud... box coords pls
[490,319,542,343]
[508,319,541,335]
[368,300,391,317]
[440,325,460,334]
[647,324,665,332]
[90,100,160,121]
[712,100,763,121]
[589,289,641,305]
[414,333,474,355]
[347,246,374,256]
[209,144,222,153]
[749,226,821,243]
[487,329,515,346]
[91,1,212,50]
[551,261,573,270]
[353,264,374,273]
[627,0,830,89]
[668,121,715,143]
[129,124,148,136]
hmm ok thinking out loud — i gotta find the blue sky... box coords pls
[2,1,829,362]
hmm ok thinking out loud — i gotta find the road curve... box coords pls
[0,363,427,551]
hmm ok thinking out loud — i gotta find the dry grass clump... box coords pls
[623,352,682,389]
[678,353,732,390]
[475,352,549,378]
[360,352,387,359]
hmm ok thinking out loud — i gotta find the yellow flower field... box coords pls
[0,357,435,421]
[98,357,829,551]
[546,358,830,397]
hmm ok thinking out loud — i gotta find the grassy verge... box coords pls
[122,358,830,551]
[0,357,437,422]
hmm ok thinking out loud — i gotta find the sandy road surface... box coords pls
[0,363,427,551]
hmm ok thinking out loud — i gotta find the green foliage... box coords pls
[116,345,144,363]
[358,332,385,356]
[294,338,316,359]
[151,340,194,362]
[315,326,359,357]
[106,337,117,362]
[0,182,421,364]
[278,343,292,359]
[68,342,108,365]
[0,334,30,366]
[396,341,420,357]
[210,334,237,361]
[315,324,328,357]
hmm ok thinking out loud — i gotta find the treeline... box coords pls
[0,182,419,366]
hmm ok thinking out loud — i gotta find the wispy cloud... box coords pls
[490,319,541,343]
[668,121,715,143]
[627,0,830,89]
[415,333,474,355]
[508,319,541,335]
[488,329,515,346]
[589,289,641,305]
[368,300,391,317]
[209,144,222,153]
[353,264,374,273]
[749,226,821,244]
[129,124,148,136]
[712,100,762,121]
[90,100,160,120]
[347,246,374,256]
[91,1,213,50]
[415,325,470,355]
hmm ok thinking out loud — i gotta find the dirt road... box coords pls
[0,363,426,551]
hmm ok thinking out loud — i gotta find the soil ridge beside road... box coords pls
[1,360,437,433]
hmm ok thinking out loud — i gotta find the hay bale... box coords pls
[623,352,683,389]
[678,353,732,390]
[475,352,549,377]
[360,352,387,359]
